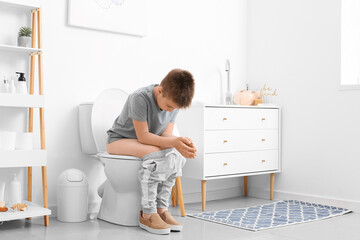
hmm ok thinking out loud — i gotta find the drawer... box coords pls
[204,129,278,153]
[204,108,278,130]
[204,150,279,177]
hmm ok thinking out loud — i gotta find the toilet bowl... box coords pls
[96,153,142,226]
[79,89,142,226]
[79,88,181,226]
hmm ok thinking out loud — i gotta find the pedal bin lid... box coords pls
[57,169,88,187]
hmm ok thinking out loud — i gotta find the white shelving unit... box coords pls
[0,201,50,222]
[0,0,40,10]
[0,150,47,168]
[0,0,50,226]
[0,44,42,53]
[0,94,44,107]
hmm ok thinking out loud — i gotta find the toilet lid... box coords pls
[92,88,129,153]
[97,152,141,161]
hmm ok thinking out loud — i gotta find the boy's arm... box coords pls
[132,119,177,148]
[161,122,175,137]
[161,122,195,149]
[160,122,175,150]
[133,119,196,158]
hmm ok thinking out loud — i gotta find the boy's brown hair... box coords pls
[160,69,195,108]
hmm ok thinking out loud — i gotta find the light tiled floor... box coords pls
[0,197,358,240]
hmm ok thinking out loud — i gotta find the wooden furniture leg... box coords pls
[175,180,180,206]
[270,173,275,200]
[27,8,37,221]
[244,176,248,196]
[171,186,176,207]
[41,166,49,226]
[40,103,48,227]
[37,7,49,226]
[175,177,185,217]
[201,180,206,211]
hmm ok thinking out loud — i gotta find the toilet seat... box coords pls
[97,152,141,161]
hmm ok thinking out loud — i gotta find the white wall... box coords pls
[247,0,360,208]
[0,0,248,212]
[5,0,358,214]
[341,0,360,85]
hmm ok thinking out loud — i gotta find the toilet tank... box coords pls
[79,103,97,155]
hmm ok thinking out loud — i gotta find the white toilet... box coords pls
[79,88,142,226]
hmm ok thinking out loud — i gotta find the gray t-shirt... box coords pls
[107,84,179,144]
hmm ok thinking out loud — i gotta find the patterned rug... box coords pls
[187,200,352,231]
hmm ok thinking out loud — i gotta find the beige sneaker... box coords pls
[159,211,183,232]
[139,211,171,235]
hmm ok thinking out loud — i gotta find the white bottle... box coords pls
[8,174,22,205]
[0,77,9,93]
[0,80,4,93]
[16,72,27,95]
[0,182,5,202]
[9,78,16,94]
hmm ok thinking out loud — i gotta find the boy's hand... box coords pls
[173,137,197,159]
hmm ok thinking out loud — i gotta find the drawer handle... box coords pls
[223,140,228,143]
[223,117,228,121]
[223,163,228,166]
[261,138,266,142]
[261,117,266,121]
[261,160,266,163]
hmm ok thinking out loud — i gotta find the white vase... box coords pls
[18,36,32,48]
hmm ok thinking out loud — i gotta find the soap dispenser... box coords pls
[9,174,22,205]
[16,72,27,95]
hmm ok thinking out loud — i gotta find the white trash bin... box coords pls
[57,169,88,222]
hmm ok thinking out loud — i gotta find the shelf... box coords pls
[0,94,44,108]
[0,44,42,53]
[0,150,47,168]
[0,201,51,222]
[0,0,40,10]
[0,0,49,227]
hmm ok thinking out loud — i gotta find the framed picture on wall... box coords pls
[68,0,147,37]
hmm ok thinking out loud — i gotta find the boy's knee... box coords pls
[140,146,162,158]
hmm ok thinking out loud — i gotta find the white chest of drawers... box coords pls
[176,103,281,210]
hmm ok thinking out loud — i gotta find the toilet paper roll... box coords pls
[0,131,16,150]
[15,132,33,150]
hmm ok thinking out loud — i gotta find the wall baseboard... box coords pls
[182,187,243,204]
[47,187,244,217]
[248,187,360,212]
[47,186,359,218]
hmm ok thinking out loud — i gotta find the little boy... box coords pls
[106,69,196,235]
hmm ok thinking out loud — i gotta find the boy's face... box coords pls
[157,88,179,112]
